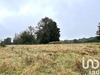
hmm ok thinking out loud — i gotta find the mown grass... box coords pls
[0,44,100,75]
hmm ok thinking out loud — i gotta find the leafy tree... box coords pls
[4,37,12,45]
[18,31,35,44]
[0,41,6,47]
[40,31,49,44]
[27,26,35,35]
[36,17,60,44]
[13,26,35,44]
[73,39,79,43]
[96,23,100,40]
[62,37,100,44]
[13,33,19,44]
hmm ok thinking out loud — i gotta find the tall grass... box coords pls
[0,44,99,75]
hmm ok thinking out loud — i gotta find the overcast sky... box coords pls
[0,0,100,40]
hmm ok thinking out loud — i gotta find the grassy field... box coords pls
[0,43,100,75]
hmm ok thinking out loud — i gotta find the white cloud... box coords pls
[19,0,57,18]
[0,0,57,20]
[0,0,85,21]
[1,0,97,40]
[64,0,85,7]
[0,9,14,25]
[19,3,41,15]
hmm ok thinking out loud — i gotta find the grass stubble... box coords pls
[0,43,99,75]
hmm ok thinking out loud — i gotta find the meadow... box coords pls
[0,43,100,75]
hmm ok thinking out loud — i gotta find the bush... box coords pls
[96,36,100,40]
[49,41,62,44]
[0,42,6,47]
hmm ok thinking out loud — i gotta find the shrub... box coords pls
[96,36,100,40]
[0,41,6,47]
[49,41,62,44]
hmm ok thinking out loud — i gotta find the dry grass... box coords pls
[0,43,99,75]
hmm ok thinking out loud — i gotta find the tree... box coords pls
[4,37,12,45]
[96,23,100,40]
[13,33,19,44]
[36,17,60,44]
[13,26,35,44]
[0,41,6,47]
[27,26,35,35]
[73,39,79,43]
[19,31,35,44]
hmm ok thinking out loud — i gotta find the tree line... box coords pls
[0,17,60,45]
[62,37,100,44]
[0,17,100,46]
[62,23,100,44]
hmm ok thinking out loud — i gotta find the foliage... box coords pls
[62,37,100,44]
[18,31,35,44]
[96,36,100,40]
[12,17,60,44]
[13,26,35,44]
[13,33,19,44]
[36,17,60,44]
[49,41,62,44]
[4,37,12,45]
[0,41,6,47]
[73,39,79,43]
[96,24,100,40]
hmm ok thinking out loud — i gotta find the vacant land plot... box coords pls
[0,43,100,75]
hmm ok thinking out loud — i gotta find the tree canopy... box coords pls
[13,26,35,44]
[13,17,60,44]
[4,37,12,45]
[36,17,60,44]
[96,24,100,40]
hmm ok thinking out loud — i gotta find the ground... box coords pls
[0,43,100,75]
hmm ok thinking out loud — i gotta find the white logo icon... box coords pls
[82,57,99,69]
